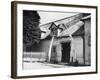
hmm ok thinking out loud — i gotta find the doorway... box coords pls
[50,46,57,63]
[61,42,71,63]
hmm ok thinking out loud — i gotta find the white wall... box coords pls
[0,0,99,80]
[70,37,83,64]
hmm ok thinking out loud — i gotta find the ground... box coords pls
[23,62,71,70]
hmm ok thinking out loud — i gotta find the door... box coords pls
[61,42,71,63]
[50,46,57,63]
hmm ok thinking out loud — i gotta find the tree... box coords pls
[23,10,41,51]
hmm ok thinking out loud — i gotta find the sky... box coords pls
[38,11,79,25]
